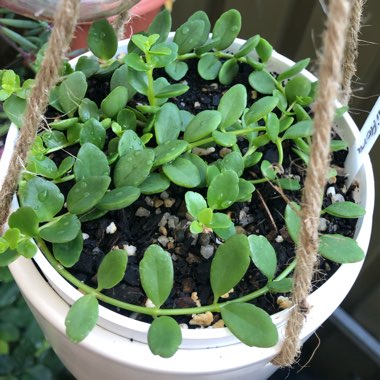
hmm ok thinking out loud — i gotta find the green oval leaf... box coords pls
[101,86,128,118]
[139,245,173,308]
[247,96,279,123]
[323,201,365,218]
[74,143,110,181]
[221,302,278,347]
[212,9,241,50]
[220,151,244,177]
[185,191,207,218]
[218,84,247,130]
[75,56,99,78]
[165,60,188,81]
[58,72,87,115]
[39,214,81,243]
[67,176,111,215]
[174,19,208,54]
[79,118,106,149]
[148,9,172,44]
[97,249,128,290]
[260,160,277,180]
[20,177,64,222]
[8,207,39,237]
[140,173,170,195]
[88,19,117,60]
[285,202,301,245]
[285,76,311,103]
[249,70,276,95]
[118,130,144,156]
[97,186,141,211]
[155,103,181,144]
[277,58,311,82]
[52,231,83,268]
[153,140,188,166]
[148,316,182,358]
[219,58,239,85]
[282,120,313,140]
[319,234,365,263]
[163,157,201,188]
[248,235,277,280]
[184,110,221,142]
[234,35,260,58]
[50,117,79,130]
[267,278,293,293]
[114,149,154,187]
[255,38,273,63]
[211,235,250,300]
[155,83,189,99]
[207,170,239,210]
[197,54,221,80]
[65,294,99,343]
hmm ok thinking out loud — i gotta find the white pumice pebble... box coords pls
[82,233,90,240]
[105,222,117,234]
[135,207,151,217]
[189,312,214,326]
[275,235,284,243]
[326,186,336,197]
[200,245,215,259]
[160,191,169,200]
[123,244,137,256]
[145,299,155,308]
[179,323,189,329]
[318,218,328,232]
[332,193,345,203]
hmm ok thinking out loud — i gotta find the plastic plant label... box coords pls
[345,96,380,186]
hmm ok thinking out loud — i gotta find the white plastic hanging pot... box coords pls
[0,36,374,380]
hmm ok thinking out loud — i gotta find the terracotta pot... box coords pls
[71,0,166,51]
[0,36,374,380]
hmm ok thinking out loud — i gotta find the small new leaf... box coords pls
[97,249,128,290]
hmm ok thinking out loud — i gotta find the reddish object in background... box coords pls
[71,0,166,51]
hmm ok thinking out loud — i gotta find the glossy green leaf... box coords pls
[150,42,178,68]
[52,231,83,268]
[74,143,110,181]
[198,208,213,225]
[276,178,301,191]
[221,302,278,347]
[117,109,137,131]
[8,207,39,237]
[163,157,201,188]
[183,152,208,187]
[65,294,99,343]
[97,249,128,290]
[198,54,221,80]
[114,149,154,187]
[0,249,19,267]
[220,151,244,177]
[148,316,182,358]
[218,84,247,130]
[148,9,172,44]
[248,235,277,280]
[266,112,280,142]
[244,151,263,168]
[236,178,255,202]
[249,70,276,95]
[67,176,111,215]
[155,103,181,144]
[212,130,237,147]
[155,83,189,99]
[277,58,311,82]
[185,191,207,218]
[246,96,279,123]
[209,213,233,229]
[234,35,260,58]
[110,64,136,98]
[323,201,365,218]
[330,140,348,152]
[153,140,188,166]
[118,130,144,156]
[187,10,210,46]
[3,95,26,127]
[140,245,173,308]
[140,173,170,195]
[255,38,273,62]
[211,234,250,300]
[285,76,311,103]
[273,89,288,112]
[293,103,311,122]
[88,19,117,60]
[20,177,64,222]
[101,86,128,118]
[190,220,204,234]
[267,278,293,293]
[75,56,99,77]
[16,239,37,259]
[174,19,208,54]
[184,110,221,142]
[212,9,241,50]
[207,170,239,210]
[41,130,67,150]
[49,117,79,130]
[219,58,239,85]
[279,116,295,133]
[282,120,313,140]
[127,69,148,95]
[3,229,20,250]
[39,214,81,243]
[319,234,365,263]
[165,60,188,81]
[285,202,301,245]
[124,52,149,71]
[58,71,87,115]
[97,186,141,210]
[79,118,106,149]
[79,208,108,223]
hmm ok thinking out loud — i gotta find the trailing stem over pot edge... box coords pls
[0,9,366,358]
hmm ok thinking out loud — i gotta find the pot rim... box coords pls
[1,35,375,353]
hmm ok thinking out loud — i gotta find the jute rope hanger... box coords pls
[0,0,365,368]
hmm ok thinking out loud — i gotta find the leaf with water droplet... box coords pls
[183,110,221,142]
[118,130,144,156]
[163,157,201,188]
[153,140,188,166]
[20,177,64,222]
[39,214,81,243]
[155,103,181,144]
[101,86,128,118]
[220,151,244,177]
[97,186,141,211]
[79,118,106,149]
[78,98,99,122]
[212,9,241,50]
[58,71,87,116]
[114,149,154,187]
[207,170,239,210]
[140,173,170,195]
[174,19,209,54]
[8,207,39,237]
[67,176,111,215]
[53,231,83,268]
[87,19,117,60]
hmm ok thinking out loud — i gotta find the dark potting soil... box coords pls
[51,59,358,327]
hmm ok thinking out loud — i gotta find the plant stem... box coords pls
[37,238,297,317]
[144,53,156,107]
